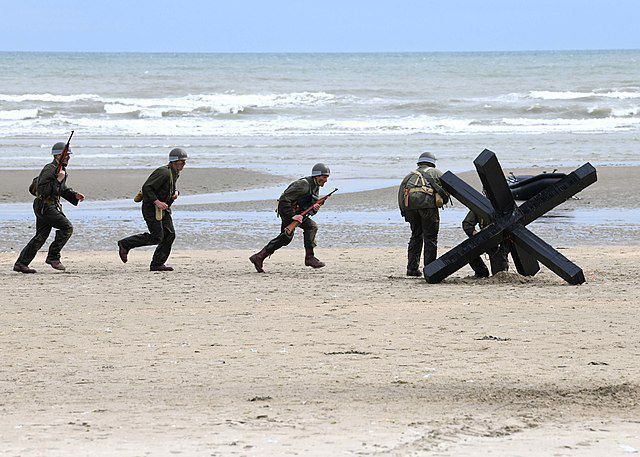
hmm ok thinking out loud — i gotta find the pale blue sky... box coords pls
[2,0,638,52]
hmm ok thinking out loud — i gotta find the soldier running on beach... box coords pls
[398,152,449,277]
[14,141,85,273]
[117,148,187,271]
[249,163,330,273]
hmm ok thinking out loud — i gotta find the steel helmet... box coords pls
[169,148,188,162]
[311,163,330,177]
[417,151,436,166]
[52,142,72,155]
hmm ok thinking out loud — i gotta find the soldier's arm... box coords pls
[462,211,477,237]
[59,177,80,205]
[398,175,410,214]
[431,171,450,205]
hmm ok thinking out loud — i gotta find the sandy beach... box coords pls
[1,162,639,455]
[1,246,639,456]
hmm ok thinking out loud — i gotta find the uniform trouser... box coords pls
[263,216,318,255]
[119,204,175,267]
[16,200,73,266]
[468,241,509,276]
[405,208,439,271]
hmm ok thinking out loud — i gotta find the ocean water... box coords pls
[1,51,639,178]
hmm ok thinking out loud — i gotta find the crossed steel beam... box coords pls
[423,149,597,285]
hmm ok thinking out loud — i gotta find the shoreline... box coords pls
[1,165,637,208]
[1,165,638,253]
[0,167,290,204]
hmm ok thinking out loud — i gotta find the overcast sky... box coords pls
[2,0,639,53]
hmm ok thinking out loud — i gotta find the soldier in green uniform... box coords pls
[398,152,449,277]
[13,142,85,273]
[249,163,330,273]
[462,210,509,277]
[117,148,187,271]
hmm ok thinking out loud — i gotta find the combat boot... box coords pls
[150,264,174,272]
[406,269,421,277]
[304,248,325,269]
[13,263,36,274]
[117,240,129,263]
[45,259,66,271]
[249,248,269,273]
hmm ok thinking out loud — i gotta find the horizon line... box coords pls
[1,48,639,55]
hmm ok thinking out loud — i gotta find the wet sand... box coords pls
[1,247,639,455]
[0,167,289,203]
[177,165,640,212]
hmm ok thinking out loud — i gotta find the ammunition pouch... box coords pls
[134,190,143,203]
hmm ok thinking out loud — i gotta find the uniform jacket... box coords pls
[36,159,79,206]
[277,176,319,220]
[142,164,179,207]
[398,166,448,214]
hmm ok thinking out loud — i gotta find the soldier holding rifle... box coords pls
[250,163,335,273]
[14,133,85,273]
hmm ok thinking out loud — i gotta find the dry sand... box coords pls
[1,247,639,456]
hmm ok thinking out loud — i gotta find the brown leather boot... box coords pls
[249,248,269,273]
[13,263,36,274]
[117,240,129,263]
[304,248,325,269]
[150,264,174,271]
[45,259,66,271]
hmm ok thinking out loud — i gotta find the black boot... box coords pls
[249,248,269,273]
[304,248,325,269]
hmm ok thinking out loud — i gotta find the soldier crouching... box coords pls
[249,163,330,273]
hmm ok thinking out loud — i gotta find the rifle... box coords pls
[55,130,75,176]
[284,188,338,236]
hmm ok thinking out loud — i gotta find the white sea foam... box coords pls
[0,108,38,120]
[0,93,101,103]
[2,91,338,118]
[529,90,640,100]
[3,113,638,138]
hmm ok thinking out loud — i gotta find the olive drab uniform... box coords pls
[16,159,80,267]
[398,165,449,274]
[118,164,179,268]
[265,176,320,253]
[462,210,509,277]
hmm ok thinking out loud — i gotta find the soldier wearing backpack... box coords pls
[398,152,449,277]
[13,141,85,273]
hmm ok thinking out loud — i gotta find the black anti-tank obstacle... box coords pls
[423,149,597,285]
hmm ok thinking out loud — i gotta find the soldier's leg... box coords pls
[469,256,490,277]
[119,206,164,251]
[421,209,440,266]
[465,232,490,277]
[301,217,318,250]
[151,213,175,267]
[488,243,509,275]
[301,218,324,268]
[46,209,74,262]
[250,220,293,272]
[263,219,295,254]
[16,211,52,266]
[405,210,423,272]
